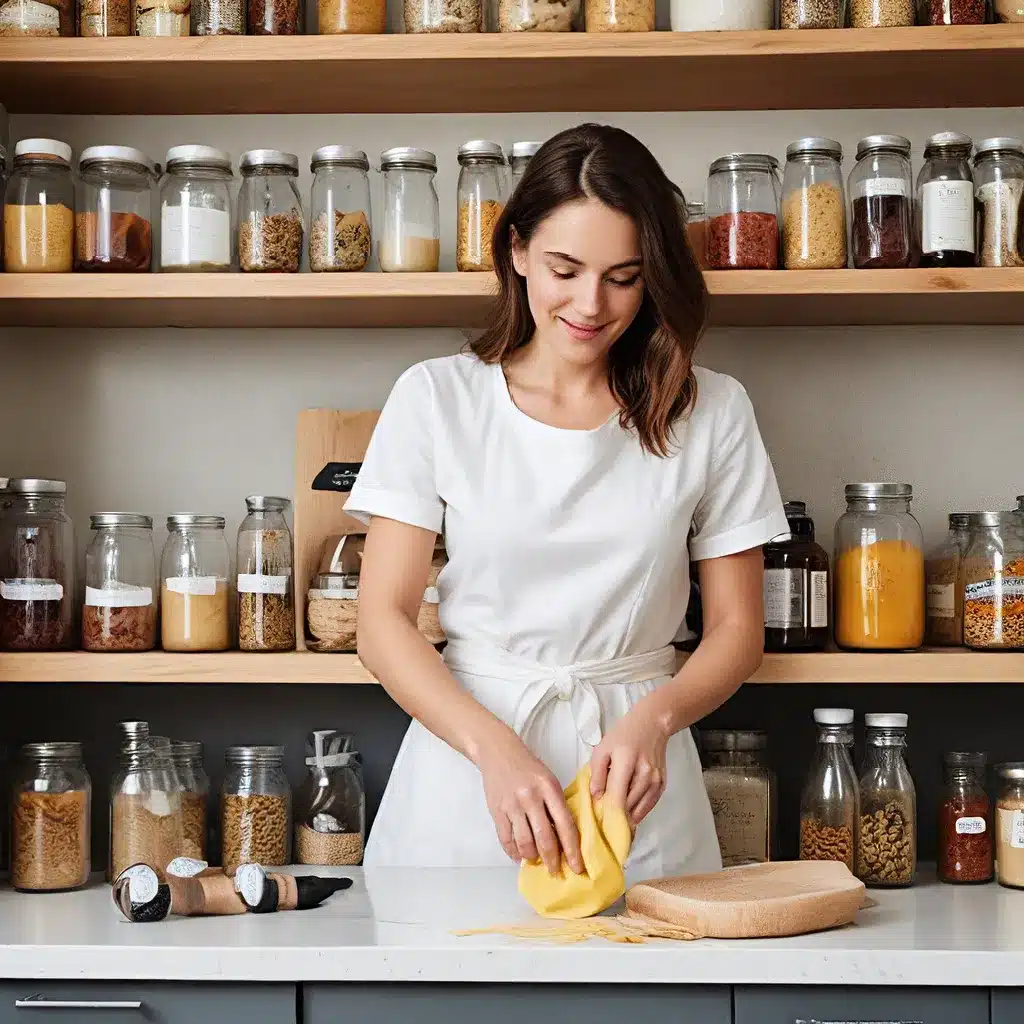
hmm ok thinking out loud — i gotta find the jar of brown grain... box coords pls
[4,139,74,274]
[171,740,210,862]
[221,745,291,875]
[782,137,848,270]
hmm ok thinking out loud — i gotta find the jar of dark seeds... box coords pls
[236,495,296,652]
[973,138,1024,268]
[920,0,984,23]
[237,150,304,273]
[309,146,372,273]
[779,0,846,29]
[849,134,913,270]
[917,132,975,269]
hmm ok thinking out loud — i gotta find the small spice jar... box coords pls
[193,0,245,33]
[961,511,1024,650]
[221,745,292,875]
[80,0,131,33]
[925,512,971,647]
[135,0,189,34]
[11,741,91,893]
[404,0,481,30]
[0,0,74,34]
[684,199,706,268]
[704,153,780,271]
[782,137,847,270]
[917,132,975,269]
[238,150,304,273]
[497,0,577,29]
[849,134,913,270]
[996,763,1024,889]
[237,495,296,653]
[171,740,210,862]
[83,514,158,653]
[672,0,772,28]
[250,0,302,31]
[920,0,984,22]
[294,730,365,866]
[509,141,541,191]
[938,751,992,885]
[4,138,74,274]
[309,146,372,272]
[160,146,234,273]
[973,138,1024,268]
[585,0,653,31]
[456,140,506,273]
[319,0,384,31]
[779,0,845,28]
[379,148,440,273]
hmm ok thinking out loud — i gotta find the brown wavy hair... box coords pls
[470,123,708,457]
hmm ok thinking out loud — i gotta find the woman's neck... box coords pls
[505,338,610,401]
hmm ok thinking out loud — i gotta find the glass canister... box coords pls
[961,511,1024,650]
[996,763,1024,889]
[135,0,189,34]
[704,153,780,270]
[509,141,541,190]
[318,0,384,30]
[799,708,858,873]
[917,132,975,269]
[779,0,844,27]
[11,742,91,893]
[250,0,302,31]
[221,745,291,875]
[834,482,925,652]
[925,512,970,647]
[0,0,73,33]
[938,751,992,885]
[309,146,372,273]
[237,495,296,653]
[849,134,913,270]
[456,140,506,273]
[850,0,912,24]
[497,0,576,28]
[404,0,481,30]
[193,0,244,32]
[379,147,440,273]
[782,137,847,270]
[4,138,74,274]
[171,740,210,862]
[974,138,1024,268]
[160,145,234,273]
[920,0,984,22]
[0,478,74,652]
[585,0,652,30]
[80,0,131,34]
[672,0,772,29]
[294,730,365,866]
[684,199,706,268]
[238,149,304,273]
[857,713,916,888]
[160,515,231,652]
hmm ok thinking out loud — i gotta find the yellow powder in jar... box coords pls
[4,203,74,272]
[161,579,230,651]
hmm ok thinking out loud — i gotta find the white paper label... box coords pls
[0,579,63,601]
[964,576,1024,601]
[310,587,359,601]
[927,583,955,618]
[921,179,975,254]
[811,571,828,629]
[423,586,440,604]
[122,864,159,904]
[86,584,153,608]
[166,575,218,596]
[167,856,209,878]
[764,568,803,629]
[852,176,908,201]
[237,573,289,595]
[1012,810,1024,849]
[956,816,987,835]
[161,204,231,267]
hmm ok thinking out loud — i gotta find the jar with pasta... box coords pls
[456,140,506,273]
[404,0,481,30]
[238,150,304,273]
[4,139,74,274]
[379,148,440,273]
[221,745,291,875]
[961,511,1024,650]
[782,137,847,270]
[309,146,372,272]
[237,495,295,652]
[925,512,970,647]
[170,740,209,862]
[497,0,576,29]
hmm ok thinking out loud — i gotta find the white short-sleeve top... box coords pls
[345,353,787,667]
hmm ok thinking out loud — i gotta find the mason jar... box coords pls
[782,137,847,270]
[456,140,506,273]
[685,199,706,268]
[673,0,773,28]
[192,0,245,32]
[171,740,210,862]
[779,0,845,27]
[974,138,1024,268]
[961,511,1024,651]
[704,154,780,270]
[134,0,189,35]
[0,0,73,34]
[585,0,652,30]
[294,730,365,866]
[238,149,304,273]
[160,145,234,273]
[379,148,440,273]
[309,146,372,273]
[221,745,291,875]
[4,138,74,274]
[497,0,577,28]
[849,134,913,270]
[404,0,481,31]
[237,495,295,652]
[317,0,385,29]
[917,132,975,269]
[509,141,541,191]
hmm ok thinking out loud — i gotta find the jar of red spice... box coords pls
[849,134,914,270]
[938,751,993,885]
[704,153,780,270]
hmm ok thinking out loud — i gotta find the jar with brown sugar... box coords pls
[4,139,74,274]
[221,745,291,875]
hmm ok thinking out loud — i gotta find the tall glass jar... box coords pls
[135,0,189,34]
[920,0,984,23]
[250,0,302,31]
[237,495,296,653]
[799,708,858,873]
[917,132,975,269]
[704,153,780,270]
[961,511,1024,650]
[0,0,73,33]
[309,146,372,272]
[379,148,440,273]
[238,150,304,273]
[996,763,1024,889]
[80,0,131,34]
[171,740,210,862]
[585,0,652,30]
[672,0,772,28]
[160,515,231,652]
[509,141,541,190]
[834,482,925,651]
[294,730,365,866]
[497,0,576,29]
[857,713,916,888]
[221,745,291,875]
[160,146,234,273]
[849,134,913,270]
[404,0,481,30]
[4,139,74,274]
[973,138,1024,268]
[685,199,706,268]
[193,0,245,32]
[318,0,384,29]
[938,751,992,885]
[0,478,74,652]
[11,742,91,893]
[782,137,847,270]
[925,512,970,647]
[456,140,506,273]
[779,0,845,27]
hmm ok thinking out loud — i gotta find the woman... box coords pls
[345,123,787,882]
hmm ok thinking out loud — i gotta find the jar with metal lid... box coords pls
[938,751,992,885]
[996,762,1024,888]
[925,512,971,647]
[921,0,984,22]
[457,140,506,273]
[134,0,189,34]
[849,134,913,270]
[294,730,365,866]
[238,150,304,273]
[782,137,847,270]
[917,132,975,269]
[509,141,541,190]
[221,745,291,875]
[237,495,295,653]
[961,511,1024,650]
[834,483,924,651]
[585,0,652,30]
[4,138,73,274]
[799,709,858,873]
[171,740,210,861]
[404,0,481,30]
[496,0,576,29]
[193,0,245,32]
[83,513,157,653]
[704,153,780,270]
[973,138,1024,268]
[379,147,440,273]
[684,199,706,268]
[672,0,772,29]
[779,0,844,28]
[160,145,234,273]
[79,0,131,33]
[309,146,371,273]
[11,741,91,893]
[160,515,231,653]
[0,0,73,33]
[0,478,74,652]
[318,0,384,31]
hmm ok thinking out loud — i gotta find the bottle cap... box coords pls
[814,708,854,725]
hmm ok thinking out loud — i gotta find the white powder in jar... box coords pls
[161,203,232,271]
[670,0,772,30]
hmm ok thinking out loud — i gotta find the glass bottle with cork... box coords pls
[938,751,992,885]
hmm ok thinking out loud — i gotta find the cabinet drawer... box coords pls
[992,988,1024,1024]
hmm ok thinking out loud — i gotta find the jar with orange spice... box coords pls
[834,483,924,651]
[962,512,1024,650]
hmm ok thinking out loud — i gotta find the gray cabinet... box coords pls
[991,989,1024,1024]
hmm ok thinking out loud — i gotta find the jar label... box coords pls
[927,583,955,617]
[955,815,987,835]
[1012,809,1024,849]
[964,576,1024,601]
[309,587,359,600]
[85,584,153,608]
[921,179,975,254]
[0,578,63,602]
[811,571,828,629]
[764,568,803,628]
[166,575,219,596]
[237,573,289,595]
[852,176,908,201]
[161,204,231,268]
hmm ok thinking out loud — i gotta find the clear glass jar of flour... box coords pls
[159,146,234,273]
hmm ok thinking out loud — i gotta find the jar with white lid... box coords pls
[309,146,372,272]
[160,145,234,273]
[4,138,74,274]
[509,141,540,191]
[379,147,440,273]
[238,149,304,273]
[457,140,506,273]
[974,137,1024,268]
[849,134,913,270]
[782,137,847,270]
[134,0,189,34]
[917,132,975,269]
[237,495,295,652]
[0,0,73,34]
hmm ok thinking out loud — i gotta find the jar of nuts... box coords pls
[221,744,291,875]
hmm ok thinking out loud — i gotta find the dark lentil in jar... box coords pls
[850,134,914,270]
[921,0,985,23]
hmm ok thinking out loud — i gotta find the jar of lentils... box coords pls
[237,150,304,273]
[779,0,846,28]
[917,132,975,269]
[704,153,780,270]
[309,146,372,273]
[456,140,506,273]
[849,134,913,270]
[160,146,234,273]
[221,745,292,876]
[973,137,1024,268]
[782,137,847,270]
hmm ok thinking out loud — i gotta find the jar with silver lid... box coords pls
[849,134,913,270]
[456,140,506,273]
[704,153,780,270]
[974,138,1024,268]
[509,141,540,191]
[221,745,291,875]
[238,149,304,273]
[4,139,74,274]
[379,147,440,273]
[917,132,975,269]
[309,146,371,273]
[782,137,847,270]
[160,145,234,273]
[237,495,295,652]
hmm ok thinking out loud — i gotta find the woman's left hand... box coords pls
[589,710,669,828]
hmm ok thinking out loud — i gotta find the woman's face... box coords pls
[512,197,645,367]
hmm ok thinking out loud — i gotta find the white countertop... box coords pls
[1,866,1023,985]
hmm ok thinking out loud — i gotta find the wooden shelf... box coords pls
[0,29,1022,115]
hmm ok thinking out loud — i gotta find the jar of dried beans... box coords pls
[779,0,845,28]
[782,137,847,270]
[294,730,365,866]
[236,495,296,652]
[4,138,74,274]
[160,145,235,273]
[938,751,992,885]
[996,762,1024,889]
[849,134,913,270]
[917,132,975,269]
[309,146,372,273]
[509,141,541,191]
[379,147,440,273]
[171,740,210,862]
[404,0,481,30]
[920,0,984,23]
[973,138,1024,268]
[221,745,292,875]
[456,140,506,273]
[961,511,1024,650]
[704,153,780,270]
[925,512,970,647]
[238,150,304,273]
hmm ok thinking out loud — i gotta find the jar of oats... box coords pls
[456,140,506,273]
[170,740,210,862]
[237,149,304,273]
[221,745,291,875]
[782,137,848,270]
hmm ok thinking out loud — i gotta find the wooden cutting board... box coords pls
[624,861,866,939]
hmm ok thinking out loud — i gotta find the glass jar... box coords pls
[237,495,296,653]
[160,145,234,273]
[4,139,74,274]
[317,0,384,29]
[585,0,652,30]
[672,0,772,27]
[309,146,371,273]
[996,763,1024,889]
[11,742,91,893]
[0,144,6,272]
[135,0,189,34]
[700,730,776,867]
[973,138,1024,268]
[779,0,844,27]
[80,0,131,33]
[763,500,829,652]
[379,148,440,273]
[920,0,984,22]
[857,713,916,888]
[221,745,291,875]
[404,0,481,30]
[0,478,74,652]
[684,199,706,268]
[193,0,245,32]
[171,740,210,862]
[160,515,231,652]
[83,513,157,653]
[799,709,858,874]
[834,482,924,651]
[961,511,1024,650]
[704,153,780,270]
[938,751,992,885]
[925,512,970,647]
[456,140,506,273]
[849,134,913,270]
[782,137,847,270]
[0,0,73,33]
[497,0,576,28]
[294,730,365,866]
[238,150,304,273]
[250,0,302,31]
[509,141,540,190]
[917,132,975,269]
[850,0,912,24]
[994,0,1020,17]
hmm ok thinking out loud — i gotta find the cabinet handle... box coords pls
[796,1019,925,1023]
[15,996,143,1010]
